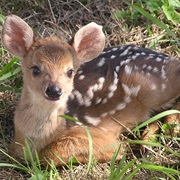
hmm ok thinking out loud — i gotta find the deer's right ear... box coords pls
[2,15,34,59]
[72,22,105,66]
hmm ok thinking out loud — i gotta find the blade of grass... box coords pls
[84,126,93,175]
[0,149,28,170]
[0,57,20,76]
[140,164,180,175]
[0,163,28,170]
[128,140,180,158]
[115,159,137,179]
[124,166,140,180]
[0,67,21,81]
[60,115,80,123]
[132,110,180,132]
[109,146,125,180]
[0,86,21,93]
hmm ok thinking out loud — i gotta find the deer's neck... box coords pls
[14,87,67,146]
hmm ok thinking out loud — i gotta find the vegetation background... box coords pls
[0,0,180,179]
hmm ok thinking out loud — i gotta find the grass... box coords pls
[0,110,179,179]
[0,0,180,179]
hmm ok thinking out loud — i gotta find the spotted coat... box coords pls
[66,44,180,127]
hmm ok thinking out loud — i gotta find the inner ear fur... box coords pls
[2,15,34,59]
[72,22,105,65]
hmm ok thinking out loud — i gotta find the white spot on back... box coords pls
[120,61,126,66]
[77,70,83,74]
[146,72,151,77]
[147,65,153,71]
[87,86,94,99]
[124,96,131,103]
[85,116,101,126]
[108,72,119,99]
[111,55,116,59]
[79,75,85,80]
[109,82,118,92]
[109,109,116,115]
[161,83,166,90]
[95,97,102,104]
[145,54,155,60]
[119,46,131,57]
[102,98,108,104]
[141,52,146,55]
[69,93,75,100]
[124,65,133,75]
[156,57,162,62]
[116,66,120,73]
[161,65,167,79]
[98,77,105,90]
[135,52,140,56]
[116,103,126,110]
[84,97,92,107]
[73,90,83,105]
[153,67,159,73]
[122,84,141,97]
[112,47,118,51]
[132,55,137,60]
[150,84,157,90]
[101,112,108,117]
[107,91,114,99]
[97,57,106,67]
[134,66,139,70]
[107,50,112,53]
[124,58,131,64]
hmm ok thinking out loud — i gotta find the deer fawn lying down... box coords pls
[2,15,180,166]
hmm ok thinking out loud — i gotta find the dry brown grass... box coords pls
[0,0,179,179]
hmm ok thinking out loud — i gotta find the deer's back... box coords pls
[66,44,180,127]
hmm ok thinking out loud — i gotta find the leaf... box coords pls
[168,0,180,7]
[162,5,180,23]
[68,156,79,164]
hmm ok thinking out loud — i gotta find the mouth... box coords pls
[45,96,60,101]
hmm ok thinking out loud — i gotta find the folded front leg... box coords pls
[40,126,123,167]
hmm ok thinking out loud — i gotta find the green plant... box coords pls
[145,0,180,23]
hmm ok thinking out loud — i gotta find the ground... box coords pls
[0,0,180,179]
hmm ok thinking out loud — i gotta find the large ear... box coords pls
[1,15,34,59]
[73,22,105,65]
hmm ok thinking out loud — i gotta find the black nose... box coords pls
[45,84,62,100]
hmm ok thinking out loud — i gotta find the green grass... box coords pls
[0,110,179,179]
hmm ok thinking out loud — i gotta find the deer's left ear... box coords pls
[72,22,105,65]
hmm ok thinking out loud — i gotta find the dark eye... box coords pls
[32,66,41,76]
[67,69,74,78]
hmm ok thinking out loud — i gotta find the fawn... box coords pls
[2,15,180,166]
